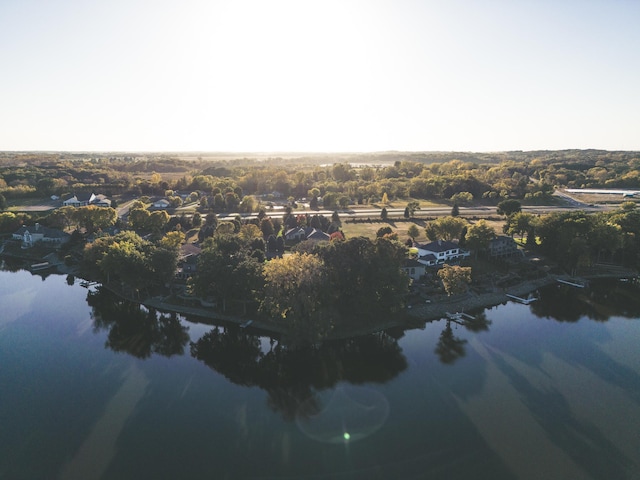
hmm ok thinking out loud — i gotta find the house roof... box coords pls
[306,229,330,241]
[92,194,111,206]
[14,224,70,239]
[416,240,460,253]
[418,253,437,263]
[284,227,305,237]
[63,193,95,202]
[403,258,425,268]
[490,235,515,246]
[180,243,202,257]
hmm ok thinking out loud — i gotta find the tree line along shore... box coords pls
[1,151,640,345]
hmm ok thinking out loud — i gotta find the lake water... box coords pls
[1,268,639,480]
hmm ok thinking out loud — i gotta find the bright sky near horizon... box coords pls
[1,0,639,153]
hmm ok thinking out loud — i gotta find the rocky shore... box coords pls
[406,268,638,323]
[405,275,558,321]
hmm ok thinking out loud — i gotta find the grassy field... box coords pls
[7,197,57,212]
[341,216,505,243]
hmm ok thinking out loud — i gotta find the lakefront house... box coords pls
[414,239,470,267]
[12,223,71,249]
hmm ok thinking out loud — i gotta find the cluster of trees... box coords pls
[534,204,640,272]
[47,205,118,234]
[494,201,640,271]
[3,150,639,213]
[188,234,410,346]
[83,230,184,295]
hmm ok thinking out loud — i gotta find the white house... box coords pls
[402,259,427,280]
[284,227,330,243]
[284,227,307,242]
[414,240,469,266]
[152,198,171,209]
[91,194,112,207]
[62,193,111,208]
[12,224,71,249]
[63,193,96,207]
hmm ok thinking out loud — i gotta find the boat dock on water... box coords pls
[557,279,587,288]
[506,293,539,304]
[445,311,475,322]
[29,262,51,272]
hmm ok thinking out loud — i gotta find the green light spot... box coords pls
[343,432,350,440]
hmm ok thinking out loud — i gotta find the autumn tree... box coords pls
[438,264,472,296]
[425,216,467,241]
[72,206,117,234]
[318,237,409,318]
[128,207,151,231]
[261,253,333,346]
[465,220,496,258]
[148,210,170,233]
[407,224,420,241]
[497,199,522,217]
[504,212,535,241]
[405,201,420,218]
[190,235,264,312]
[160,231,185,250]
[450,191,473,205]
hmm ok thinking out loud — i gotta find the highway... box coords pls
[217,203,607,222]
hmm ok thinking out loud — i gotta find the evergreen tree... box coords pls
[451,202,459,217]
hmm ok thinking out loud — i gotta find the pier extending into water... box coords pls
[506,293,539,304]
[557,278,586,288]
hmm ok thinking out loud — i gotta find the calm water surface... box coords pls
[1,268,639,480]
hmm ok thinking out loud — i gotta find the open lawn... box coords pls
[7,197,57,212]
[342,219,427,243]
[342,216,506,242]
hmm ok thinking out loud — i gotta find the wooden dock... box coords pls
[506,293,538,304]
[557,279,586,288]
[445,311,475,322]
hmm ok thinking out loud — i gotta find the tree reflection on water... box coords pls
[531,280,640,322]
[191,328,408,422]
[435,312,492,365]
[87,287,189,359]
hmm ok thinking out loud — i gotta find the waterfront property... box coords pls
[11,223,71,249]
[402,258,426,281]
[414,239,470,266]
[488,235,523,259]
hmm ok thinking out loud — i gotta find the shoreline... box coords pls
[406,268,639,323]
[405,275,558,321]
[4,249,638,339]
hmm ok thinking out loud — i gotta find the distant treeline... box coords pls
[1,150,639,208]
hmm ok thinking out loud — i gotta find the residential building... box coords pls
[402,258,426,280]
[414,239,469,266]
[12,224,71,249]
[62,193,111,208]
[62,193,96,207]
[488,235,523,258]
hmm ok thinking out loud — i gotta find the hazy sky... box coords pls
[1,0,638,152]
